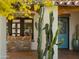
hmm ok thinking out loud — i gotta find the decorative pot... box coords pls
[72,39,79,51]
[72,24,79,51]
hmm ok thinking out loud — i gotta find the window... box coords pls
[12,20,20,36]
[7,18,34,41]
[24,20,32,36]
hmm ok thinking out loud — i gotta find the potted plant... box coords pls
[72,24,79,51]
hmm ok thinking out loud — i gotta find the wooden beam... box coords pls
[58,6,79,15]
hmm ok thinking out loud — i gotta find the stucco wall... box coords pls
[0,17,7,59]
[69,12,79,50]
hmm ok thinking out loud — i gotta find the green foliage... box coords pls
[0,0,54,21]
[35,22,38,30]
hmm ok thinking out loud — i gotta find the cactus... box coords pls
[48,12,54,59]
[35,7,44,59]
[43,12,54,59]
[43,12,63,59]
[35,9,63,59]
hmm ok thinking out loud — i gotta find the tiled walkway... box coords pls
[58,49,79,59]
[7,49,79,59]
[7,51,38,59]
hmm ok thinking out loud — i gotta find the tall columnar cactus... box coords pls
[35,10,63,59]
[35,7,44,59]
[48,12,54,59]
[43,12,59,59]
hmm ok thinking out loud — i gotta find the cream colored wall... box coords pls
[0,17,7,59]
[69,12,79,50]
[31,13,38,50]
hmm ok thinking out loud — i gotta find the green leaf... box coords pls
[52,29,59,46]
[35,22,38,30]
[56,39,64,45]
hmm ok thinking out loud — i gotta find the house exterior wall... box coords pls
[0,7,58,59]
[69,12,79,50]
[0,17,7,59]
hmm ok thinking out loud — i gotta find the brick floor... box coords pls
[58,49,79,59]
[7,49,79,59]
[7,50,38,59]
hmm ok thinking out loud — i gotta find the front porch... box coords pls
[0,6,58,59]
[0,1,79,59]
[58,6,79,59]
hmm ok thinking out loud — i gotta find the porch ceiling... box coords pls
[58,6,79,16]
